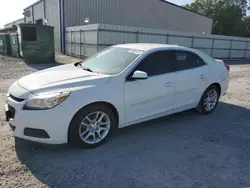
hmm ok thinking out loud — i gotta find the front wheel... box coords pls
[69,104,116,148]
[196,85,220,114]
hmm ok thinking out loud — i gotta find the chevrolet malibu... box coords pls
[5,43,229,148]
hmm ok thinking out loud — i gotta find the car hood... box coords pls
[17,63,110,95]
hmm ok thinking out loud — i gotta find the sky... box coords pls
[0,0,194,28]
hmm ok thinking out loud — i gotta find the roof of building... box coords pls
[24,0,43,10]
[115,43,186,51]
[4,18,25,27]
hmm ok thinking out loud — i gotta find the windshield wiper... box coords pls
[82,66,94,72]
[77,63,94,73]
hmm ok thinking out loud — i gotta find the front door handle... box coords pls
[165,82,173,87]
[200,74,206,79]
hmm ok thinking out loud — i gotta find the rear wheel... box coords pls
[196,85,220,114]
[69,104,116,148]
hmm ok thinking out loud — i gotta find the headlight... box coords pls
[23,92,70,110]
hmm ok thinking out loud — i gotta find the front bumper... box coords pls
[5,96,72,144]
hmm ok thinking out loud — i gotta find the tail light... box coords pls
[215,59,230,72]
[225,65,230,72]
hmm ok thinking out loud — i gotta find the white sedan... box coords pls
[5,43,229,148]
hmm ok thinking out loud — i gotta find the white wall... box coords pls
[44,0,61,52]
[65,24,99,57]
[33,1,44,22]
[24,7,33,23]
[65,24,250,59]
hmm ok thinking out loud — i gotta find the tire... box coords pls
[68,104,116,148]
[196,85,220,114]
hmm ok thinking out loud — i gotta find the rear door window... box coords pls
[174,51,205,71]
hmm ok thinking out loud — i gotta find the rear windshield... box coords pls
[196,50,215,62]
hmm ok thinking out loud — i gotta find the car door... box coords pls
[124,50,176,124]
[173,50,209,110]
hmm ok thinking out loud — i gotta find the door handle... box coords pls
[200,74,206,79]
[165,82,173,87]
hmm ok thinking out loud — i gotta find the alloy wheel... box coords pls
[78,111,111,144]
[203,89,218,112]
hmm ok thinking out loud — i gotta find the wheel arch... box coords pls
[67,101,120,143]
[196,82,222,114]
[209,82,221,96]
[84,101,119,126]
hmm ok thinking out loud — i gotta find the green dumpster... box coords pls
[9,33,20,57]
[18,24,55,64]
[0,33,11,56]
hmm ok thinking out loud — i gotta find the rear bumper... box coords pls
[219,78,229,97]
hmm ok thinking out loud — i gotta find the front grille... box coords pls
[10,94,25,102]
[8,105,15,119]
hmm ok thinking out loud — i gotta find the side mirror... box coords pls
[131,70,148,80]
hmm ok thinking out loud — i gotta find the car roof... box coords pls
[114,43,215,64]
[114,43,189,51]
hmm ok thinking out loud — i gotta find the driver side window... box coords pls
[135,51,174,77]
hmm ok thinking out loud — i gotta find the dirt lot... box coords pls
[0,55,250,188]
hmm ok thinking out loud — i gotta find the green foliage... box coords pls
[184,0,250,37]
[242,16,250,37]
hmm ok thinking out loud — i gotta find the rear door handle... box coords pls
[200,74,206,79]
[165,82,173,87]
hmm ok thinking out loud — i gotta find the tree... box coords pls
[226,0,249,15]
[213,5,245,36]
[242,17,250,37]
[184,0,216,18]
[184,0,250,37]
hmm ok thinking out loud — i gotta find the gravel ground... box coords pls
[0,56,250,188]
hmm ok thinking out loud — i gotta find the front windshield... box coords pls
[80,47,143,75]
